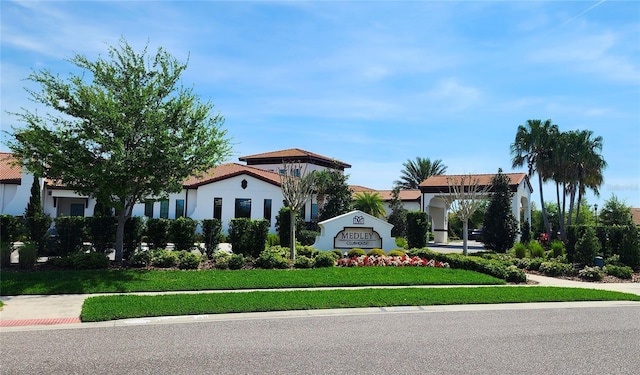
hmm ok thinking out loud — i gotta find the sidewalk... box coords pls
[2,274,639,330]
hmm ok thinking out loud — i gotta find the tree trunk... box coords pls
[462,219,469,256]
[115,208,126,263]
[289,209,296,261]
[556,182,564,241]
[538,173,551,236]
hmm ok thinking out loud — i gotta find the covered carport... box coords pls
[418,173,533,244]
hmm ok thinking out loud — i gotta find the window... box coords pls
[300,204,306,221]
[213,198,222,220]
[70,203,84,217]
[311,203,318,220]
[175,199,185,218]
[144,200,154,217]
[263,199,272,224]
[160,199,169,219]
[235,198,251,218]
[278,169,286,175]
[292,168,301,177]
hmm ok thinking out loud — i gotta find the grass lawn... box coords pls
[0,267,504,295]
[81,286,640,322]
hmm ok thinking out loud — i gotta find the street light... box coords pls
[594,204,598,226]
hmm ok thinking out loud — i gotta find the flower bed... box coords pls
[336,255,450,268]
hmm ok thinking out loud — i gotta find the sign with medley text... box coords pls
[334,227,381,249]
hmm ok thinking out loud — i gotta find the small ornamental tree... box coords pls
[280,162,316,260]
[201,219,222,257]
[318,170,352,222]
[24,177,51,255]
[353,191,386,218]
[483,169,519,253]
[440,174,491,255]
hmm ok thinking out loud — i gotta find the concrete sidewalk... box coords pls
[2,274,639,330]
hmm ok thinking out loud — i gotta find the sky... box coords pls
[1,1,639,210]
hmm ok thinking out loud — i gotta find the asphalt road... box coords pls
[2,305,639,374]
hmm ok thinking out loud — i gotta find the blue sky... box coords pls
[1,1,639,209]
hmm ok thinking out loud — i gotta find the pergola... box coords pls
[418,173,533,244]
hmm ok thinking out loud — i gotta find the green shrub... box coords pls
[387,249,406,257]
[227,254,245,270]
[1,242,12,268]
[513,243,526,259]
[177,251,201,270]
[170,217,198,252]
[605,254,624,267]
[201,219,223,257]
[18,242,38,269]
[527,240,545,258]
[298,230,319,246]
[409,248,518,282]
[603,264,633,279]
[147,218,170,250]
[550,240,565,258]
[150,249,178,268]
[294,255,314,269]
[539,261,575,277]
[331,249,344,259]
[214,256,229,269]
[124,217,144,260]
[578,266,603,281]
[574,226,600,266]
[526,257,544,271]
[347,248,366,257]
[406,211,429,249]
[266,233,280,247]
[296,245,319,258]
[505,265,527,283]
[229,218,269,258]
[86,216,116,252]
[128,250,151,268]
[72,252,109,270]
[1,214,24,243]
[54,216,86,256]
[46,256,74,269]
[366,248,386,257]
[255,251,289,269]
[314,252,336,268]
[275,207,304,248]
[618,225,639,268]
[395,237,408,249]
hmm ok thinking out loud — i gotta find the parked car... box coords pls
[468,228,483,241]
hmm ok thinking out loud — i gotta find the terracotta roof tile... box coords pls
[350,185,421,201]
[183,163,282,188]
[239,148,351,169]
[0,153,22,184]
[631,208,640,226]
[419,173,531,193]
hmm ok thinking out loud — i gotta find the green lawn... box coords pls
[0,267,504,295]
[80,286,640,322]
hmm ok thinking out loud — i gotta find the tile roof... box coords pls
[419,173,532,193]
[631,208,640,226]
[183,163,282,188]
[350,185,421,201]
[238,148,351,169]
[0,152,22,184]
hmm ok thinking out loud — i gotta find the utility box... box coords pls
[594,256,604,269]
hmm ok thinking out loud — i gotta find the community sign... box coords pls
[312,210,396,252]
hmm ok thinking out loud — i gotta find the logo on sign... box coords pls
[353,215,364,225]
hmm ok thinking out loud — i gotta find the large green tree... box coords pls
[318,170,352,221]
[511,119,558,236]
[395,157,447,190]
[7,39,231,262]
[387,186,407,237]
[599,194,633,226]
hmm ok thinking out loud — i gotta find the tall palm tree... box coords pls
[570,130,606,224]
[395,157,447,189]
[352,191,386,218]
[511,119,559,236]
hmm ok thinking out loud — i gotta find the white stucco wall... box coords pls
[0,172,33,216]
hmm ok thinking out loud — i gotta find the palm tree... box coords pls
[395,157,447,189]
[352,191,386,218]
[570,130,607,225]
[510,119,559,236]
